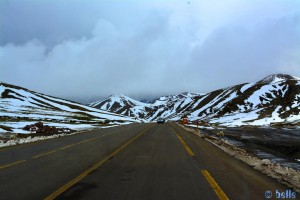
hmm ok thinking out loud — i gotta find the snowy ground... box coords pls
[0,115,132,148]
[0,123,121,148]
[0,121,123,135]
[0,132,78,148]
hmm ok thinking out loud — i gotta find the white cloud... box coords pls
[0,0,299,102]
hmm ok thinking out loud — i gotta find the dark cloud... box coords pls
[0,0,95,46]
[0,0,299,103]
[188,15,300,91]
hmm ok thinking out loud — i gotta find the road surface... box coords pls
[0,123,295,200]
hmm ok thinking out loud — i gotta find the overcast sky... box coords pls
[1,0,300,103]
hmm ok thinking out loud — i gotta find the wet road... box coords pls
[0,123,294,200]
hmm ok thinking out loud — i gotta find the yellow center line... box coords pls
[44,125,153,200]
[0,125,134,153]
[59,137,99,150]
[201,170,229,200]
[32,149,60,159]
[32,130,123,159]
[32,138,98,159]
[171,126,195,157]
[171,124,229,199]
[176,133,195,157]
[0,160,27,169]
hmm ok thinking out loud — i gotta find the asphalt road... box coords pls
[0,123,296,200]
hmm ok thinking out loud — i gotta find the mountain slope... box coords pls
[88,94,152,119]
[145,92,204,121]
[0,82,139,134]
[210,74,300,126]
[88,74,300,126]
[176,74,300,126]
[88,92,204,122]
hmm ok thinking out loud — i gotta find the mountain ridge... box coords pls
[0,82,140,134]
[1,73,299,134]
[88,74,300,126]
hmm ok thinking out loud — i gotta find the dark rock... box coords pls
[22,122,76,135]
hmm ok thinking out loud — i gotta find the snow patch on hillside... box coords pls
[240,83,253,93]
[210,109,262,126]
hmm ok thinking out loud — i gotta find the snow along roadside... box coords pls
[0,125,118,148]
[175,123,300,193]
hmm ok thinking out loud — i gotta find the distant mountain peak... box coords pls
[109,94,126,98]
[180,92,205,97]
[258,74,296,84]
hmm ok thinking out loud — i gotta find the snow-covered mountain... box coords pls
[89,74,300,127]
[87,92,204,121]
[2,73,298,132]
[0,83,139,134]
[191,74,300,126]
[146,92,205,121]
[88,94,152,119]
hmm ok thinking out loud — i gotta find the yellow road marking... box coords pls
[32,150,59,159]
[0,125,134,153]
[171,125,195,157]
[59,137,98,150]
[32,131,118,159]
[176,133,195,157]
[201,170,229,200]
[44,125,153,200]
[32,137,98,159]
[0,160,26,169]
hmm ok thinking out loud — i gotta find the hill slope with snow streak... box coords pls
[88,92,204,122]
[88,94,152,120]
[0,83,139,134]
[89,74,300,126]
